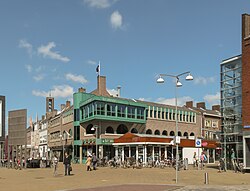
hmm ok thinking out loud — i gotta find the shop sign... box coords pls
[100,139,114,145]
[195,139,202,147]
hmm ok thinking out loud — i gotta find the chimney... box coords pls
[196,102,206,109]
[117,85,121,97]
[66,101,71,107]
[78,87,86,93]
[212,105,220,111]
[61,104,66,111]
[186,101,193,108]
[97,76,107,93]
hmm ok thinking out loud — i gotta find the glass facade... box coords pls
[80,101,146,121]
[221,56,243,160]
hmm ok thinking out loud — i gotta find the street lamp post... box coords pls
[91,125,98,158]
[157,71,193,184]
[59,134,64,163]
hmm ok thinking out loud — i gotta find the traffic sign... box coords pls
[195,138,202,147]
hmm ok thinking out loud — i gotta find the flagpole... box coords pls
[98,61,101,95]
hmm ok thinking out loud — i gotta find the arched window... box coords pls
[170,131,175,136]
[106,126,114,134]
[154,130,160,135]
[131,128,138,134]
[86,124,94,134]
[190,132,195,136]
[178,131,182,137]
[146,129,152,134]
[69,129,72,137]
[162,130,168,136]
[183,132,188,137]
[117,124,128,134]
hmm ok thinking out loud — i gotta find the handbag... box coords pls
[69,166,72,171]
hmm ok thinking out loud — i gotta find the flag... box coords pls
[96,61,100,75]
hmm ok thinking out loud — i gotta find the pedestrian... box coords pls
[92,153,98,170]
[200,152,207,170]
[52,154,59,176]
[218,158,226,173]
[193,152,198,168]
[86,155,92,171]
[231,149,237,173]
[63,152,71,176]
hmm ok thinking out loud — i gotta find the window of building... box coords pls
[165,111,168,120]
[131,128,138,134]
[150,110,153,118]
[128,106,136,119]
[117,104,126,117]
[107,103,116,116]
[154,129,160,135]
[74,109,79,121]
[162,130,168,136]
[178,131,182,136]
[146,129,152,134]
[158,110,161,119]
[106,126,114,134]
[170,131,175,136]
[117,124,128,134]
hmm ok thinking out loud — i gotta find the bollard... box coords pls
[204,172,209,184]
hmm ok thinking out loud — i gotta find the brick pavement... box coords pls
[0,163,250,191]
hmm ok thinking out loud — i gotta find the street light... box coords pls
[91,125,98,158]
[156,71,193,184]
[59,134,64,163]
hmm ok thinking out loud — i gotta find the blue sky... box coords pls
[0,0,250,127]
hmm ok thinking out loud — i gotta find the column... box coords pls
[122,147,124,161]
[152,146,155,161]
[136,146,138,161]
[115,147,118,158]
[129,146,131,158]
[79,146,82,164]
[144,145,147,164]
[165,146,167,159]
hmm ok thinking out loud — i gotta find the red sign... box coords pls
[202,142,208,147]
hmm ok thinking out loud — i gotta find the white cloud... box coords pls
[86,59,97,65]
[35,66,43,72]
[110,11,123,30]
[84,0,117,9]
[25,64,32,72]
[194,76,216,85]
[203,92,220,106]
[66,73,88,84]
[37,42,70,63]
[32,85,74,98]
[156,96,193,106]
[33,74,44,81]
[19,39,33,57]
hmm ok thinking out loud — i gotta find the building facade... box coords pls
[73,75,216,164]
[0,96,5,161]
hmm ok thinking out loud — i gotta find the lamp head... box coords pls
[91,127,95,131]
[185,73,193,81]
[157,76,165,83]
[176,80,182,87]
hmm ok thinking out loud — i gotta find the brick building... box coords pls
[0,96,5,160]
[73,75,217,164]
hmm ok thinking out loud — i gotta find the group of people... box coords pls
[192,151,207,170]
[52,152,72,176]
[86,153,98,171]
[52,152,98,176]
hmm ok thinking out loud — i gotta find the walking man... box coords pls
[92,153,97,170]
